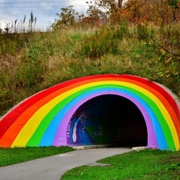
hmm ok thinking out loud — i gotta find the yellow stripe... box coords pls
[12,80,179,149]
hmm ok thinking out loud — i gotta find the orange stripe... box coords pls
[0,77,120,147]
[0,75,179,147]
[121,77,180,141]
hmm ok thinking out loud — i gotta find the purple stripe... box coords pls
[53,91,157,148]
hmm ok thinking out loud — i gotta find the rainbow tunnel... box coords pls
[0,74,180,150]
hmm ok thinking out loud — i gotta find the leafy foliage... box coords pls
[0,0,180,116]
[52,6,81,30]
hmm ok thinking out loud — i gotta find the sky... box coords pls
[0,0,89,31]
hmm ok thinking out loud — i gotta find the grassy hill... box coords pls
[0,24,180,116]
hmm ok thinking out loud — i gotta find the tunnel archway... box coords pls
[67,95,147,147]
[0,74,179,150]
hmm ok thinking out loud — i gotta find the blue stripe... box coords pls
[39,86,167,149]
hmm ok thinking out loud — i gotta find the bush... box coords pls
[75,25,129,59]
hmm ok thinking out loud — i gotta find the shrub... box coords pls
[75,25,129,59]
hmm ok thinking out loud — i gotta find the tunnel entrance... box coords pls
[67,95,147,147]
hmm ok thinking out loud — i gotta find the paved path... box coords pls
[0,147,131,180]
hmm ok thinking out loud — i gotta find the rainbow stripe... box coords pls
[0,74,180,150]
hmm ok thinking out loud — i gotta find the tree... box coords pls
[52,6,80,30]
[118,0,123,8]
[86,0,124,24]
[86,0,112,18]
[164,0,180,21]
[123,0,177,25]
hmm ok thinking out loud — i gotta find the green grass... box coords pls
[0,147,179,179]
[61,149,180,180]
[0,146,74,167]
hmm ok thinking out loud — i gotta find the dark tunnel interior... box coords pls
[67,95,147,147]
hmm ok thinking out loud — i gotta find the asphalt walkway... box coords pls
[0,147,131,180]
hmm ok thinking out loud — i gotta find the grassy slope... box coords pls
[0,25,180,116]
[61,149,180,180]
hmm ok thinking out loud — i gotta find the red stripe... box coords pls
[0,74,117,141]
[120,74,180,120]
[118,75,180,141]
[0,74,179,146]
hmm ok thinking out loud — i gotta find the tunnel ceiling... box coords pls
[67,95,147,147]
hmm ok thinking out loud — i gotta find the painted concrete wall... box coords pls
[0,74,179,150]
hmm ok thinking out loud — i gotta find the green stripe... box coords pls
[131,88,175,150]
[26,84,175,150]
[26,88,88,146]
